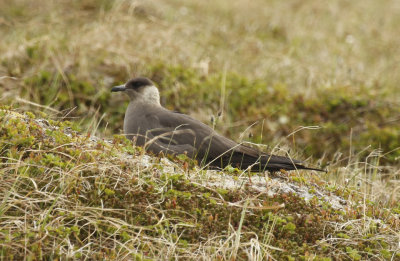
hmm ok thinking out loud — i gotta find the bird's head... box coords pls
[111,77,160,105]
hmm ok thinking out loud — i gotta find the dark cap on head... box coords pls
[111,77,154,92]
[126,77,153,89]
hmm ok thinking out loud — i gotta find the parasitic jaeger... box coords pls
[111,77,324,172]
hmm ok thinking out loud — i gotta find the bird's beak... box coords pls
[111,85,126,92]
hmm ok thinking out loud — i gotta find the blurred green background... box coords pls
[1,0,399,167]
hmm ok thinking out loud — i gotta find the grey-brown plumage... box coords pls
[111,77,324,172]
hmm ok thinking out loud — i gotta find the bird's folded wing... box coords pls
[144,108,245,157]
[140,105,310,170]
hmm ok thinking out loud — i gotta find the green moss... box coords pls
[346,247,362,261]
[337,233,350,239]
[380,249,391,259]
[282,222,296,233]
[104,188,115,196]
[216,188,229,195]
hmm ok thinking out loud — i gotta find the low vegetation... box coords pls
[1,109,399,260]
[0,0,399,259]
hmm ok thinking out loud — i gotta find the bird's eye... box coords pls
[128,83,138,89]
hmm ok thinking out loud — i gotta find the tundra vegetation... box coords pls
[0,0,399,260]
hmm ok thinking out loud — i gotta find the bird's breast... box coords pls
[123,102,140,140]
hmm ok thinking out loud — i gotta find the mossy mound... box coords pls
[1,109,398,260]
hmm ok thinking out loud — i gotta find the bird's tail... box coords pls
[219,152,326,172]
[296,165,326,172]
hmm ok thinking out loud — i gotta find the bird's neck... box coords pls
[142,86,161,106]
[129,85,161,106]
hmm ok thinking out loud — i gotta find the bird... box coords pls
[111,77,324,172]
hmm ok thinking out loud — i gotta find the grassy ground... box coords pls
[1,109,399,260]
[0,0,399,259]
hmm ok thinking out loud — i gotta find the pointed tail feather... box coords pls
[295,165,327,172]
[215,152,326,172]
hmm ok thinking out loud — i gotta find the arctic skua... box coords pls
[111,77,324,172]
